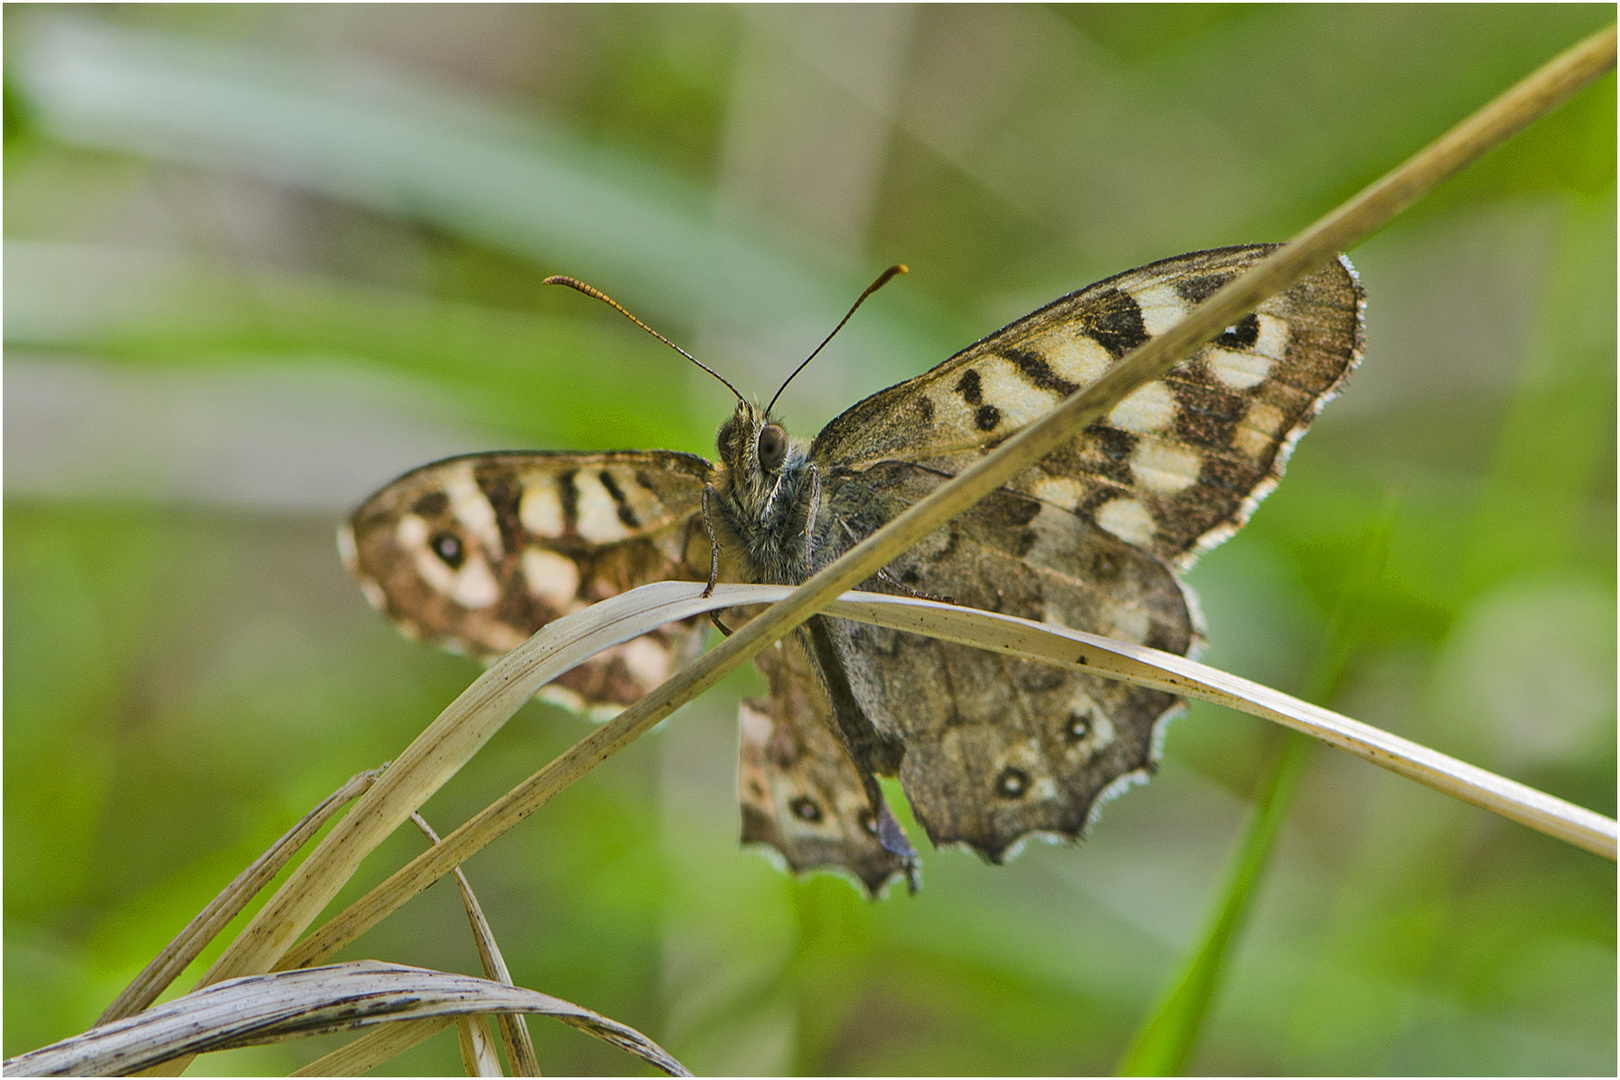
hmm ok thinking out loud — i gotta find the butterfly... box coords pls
[340,245,1364,897]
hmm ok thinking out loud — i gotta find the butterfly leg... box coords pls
[699,484,735,636]
[700,484,722,598]
[800,463,821,566]
[835,516,954,604]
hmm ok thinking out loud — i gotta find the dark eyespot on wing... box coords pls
[789,795,823,823]
[1092,427,1138,463]
[975,404,1001,431]
[430,531,464,568]
[994,767,1029,799]
[1086,288,1149,359]
[1065,711,1092,742]
[1087,426,1138,484]
[1217,313,1260,350]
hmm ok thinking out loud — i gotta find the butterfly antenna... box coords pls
[766,264,908,416]
[544,275,744,402]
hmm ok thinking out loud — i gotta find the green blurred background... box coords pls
[5,5,1614,1074]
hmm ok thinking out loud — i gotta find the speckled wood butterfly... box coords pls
[341,245,1364,896]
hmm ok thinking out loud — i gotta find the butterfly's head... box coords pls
[718,399,799,474]
[715,399,811,520]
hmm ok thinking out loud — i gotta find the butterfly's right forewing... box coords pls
[343,450,714,713]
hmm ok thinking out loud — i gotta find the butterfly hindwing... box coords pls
[342,450,713,712]
[738,633,918,895]
[812,462,1195,860]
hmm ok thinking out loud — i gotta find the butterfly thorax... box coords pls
[713,401,823,585]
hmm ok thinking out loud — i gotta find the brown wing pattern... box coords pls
[813,246,1364,568]
[341,450,713,713]
[738,635,918,896]
[812,463,1196,861]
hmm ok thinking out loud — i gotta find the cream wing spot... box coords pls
[397,512,430,550]
[520,478,565,537]
[522,547,581,610]
[1131,283,1189,336]
[738,700,772,744]
[398,509,501,609]
[653,531,688,567]
[1108,381,1177,434]
[478,620,529,654]
[982,357,1062,426]
[1254,313,1290,360]
[1035,331,1110,388]
[449,555,500,609]
[336,523,359,574]
[615,470,665,527]
[358,577,387,612]
[1095,496,1155,546]
[1234,401,1287,458]
[1107,604,1151,644]
[1130,440,1203,496]
[446,467,503,557]
[1032,475,1087,511]
[619,636,672,688]
[1208,348,1272,390]
[574,472,631,544]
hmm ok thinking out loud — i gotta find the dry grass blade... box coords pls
[95,768,383,1026]
[2,961,690,1078]
[411,814,540,1076]
[290,1017,453,1077]
[197,585,726,989]
[457,1017,503,1077]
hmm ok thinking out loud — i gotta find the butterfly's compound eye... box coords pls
[757,424,789,471]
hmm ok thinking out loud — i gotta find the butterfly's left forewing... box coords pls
[343,450,713,713]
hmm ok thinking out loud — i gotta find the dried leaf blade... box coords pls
[3,961,688,1077]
